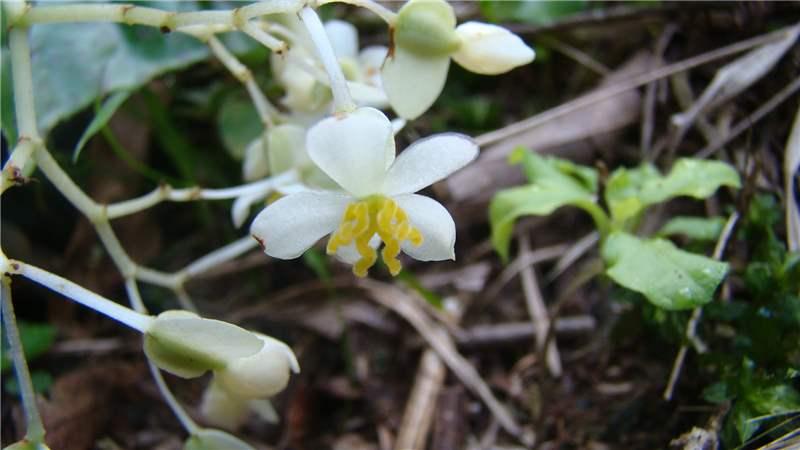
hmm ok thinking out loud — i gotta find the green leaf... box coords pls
[605,158,740,226]
[303,248,332,283]
[731,402,760,444]
[479,0,588,26]
[4,441,52,450]
[1,321,56,372]
[745,383,800,417]
[4,370,53,394]
[601,231,729,310]
[657,216,726,241]
[217,93,263,160]
[25,22,209,136]
[489,149,603,261]
[703,381,732,404]
[73,90,132,162]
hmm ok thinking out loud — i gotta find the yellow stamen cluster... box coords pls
[327,196,423,277]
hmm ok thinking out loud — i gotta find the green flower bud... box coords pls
[5,441,51,450]
[184,429,254,450]
[216,334,300,398]
[394,0,460,57]
[143,311,263,378]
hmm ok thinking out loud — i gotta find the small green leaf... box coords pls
[217,93,263,160]
[745,383,800,417]
[703,381,732,404]
[303,248,331,283]
[1,321,56,373]
[184,429,255,450]
[73,90,132,162]
[4,370,53,394]
[601,231,729,310]
[605,158,740,226]
[657,216,726,241]
[490,149,602,261]
[4,441,51,450]
[479,0,588,26]
[731,402,760,444]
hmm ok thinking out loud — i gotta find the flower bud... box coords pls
[451,22,535,75]
[184,429,254,450]
[200,379,251,430]
[394,0,460,57]
[143,311,263,378]
[216,334,300,398]
[242,134,269,182]
[5,442,51,450]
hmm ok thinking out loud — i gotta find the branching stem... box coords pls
[1,278,46,444]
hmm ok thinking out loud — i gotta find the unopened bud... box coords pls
[216,334,300,398]
[394,0,460,57]
[184,429,254,450]
[451,22,535,75]
[143,311,263,378]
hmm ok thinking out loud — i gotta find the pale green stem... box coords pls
[317,0,397,24]
[105,170,299,219]
[207,35,277,128]
[94,221,137,278]
[9,261,153,332]
[19,1,304,28]
[1,278,46,444]
[298,6,355,114]
[33,145,104,221]
[239,20,288,54]
[149,361,199,434]
[183,236,258,278]
[9,27,39,139]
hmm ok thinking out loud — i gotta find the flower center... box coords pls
[327,196,423,277]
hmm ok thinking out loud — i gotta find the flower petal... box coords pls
[383,133,478,196]
[231,192,264,228]
[395,194,456,261]
[242,135,269,182]
[325,20,359,60]
[348,81,389,108]
[452,22,535,75]
[267,123,308,175]
[381,45,450,120]
[359,46,389,86]
[306,107,395,197]
[250,191,350,259]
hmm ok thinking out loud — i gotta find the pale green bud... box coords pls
[216,334,300,398]
[394,0,460,57]
[5,441,51,450]
[143,311,263,378]
[184,429,254,450]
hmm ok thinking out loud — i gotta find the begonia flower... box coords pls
[250,107,478,277]
[382,0,535,119]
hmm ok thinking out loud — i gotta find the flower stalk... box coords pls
[298,6,356,114]
[1,278,46,445]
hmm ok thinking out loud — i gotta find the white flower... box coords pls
[382,0,534,120]
[250,107,478,276]
[272,18,389,114]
